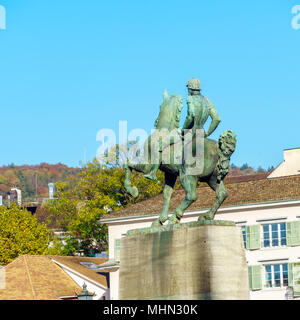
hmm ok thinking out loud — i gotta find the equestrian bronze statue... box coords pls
[124,78,237,226]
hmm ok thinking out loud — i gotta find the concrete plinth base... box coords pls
[119,221,249,300]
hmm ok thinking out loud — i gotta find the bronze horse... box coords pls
[124,91,236,226]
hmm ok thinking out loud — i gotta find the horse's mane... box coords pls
[174,95,183,129]
[165,94,183,129]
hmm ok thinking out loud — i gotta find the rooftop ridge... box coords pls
[104,174,300,220]
[23,255,37,300]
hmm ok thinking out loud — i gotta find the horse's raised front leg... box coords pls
[124,166,139,198]
[168,174,197,225]
[151,172,177,227]
[198,178,228,222]
[124,162,155,198]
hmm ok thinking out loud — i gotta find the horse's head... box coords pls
[156,90,183,130]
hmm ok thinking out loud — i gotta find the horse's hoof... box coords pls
[168,215,180,225]
[131,187,139,198]
[198,213,211,222]
[151,219,162,227]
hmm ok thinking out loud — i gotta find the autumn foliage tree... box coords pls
[0,163,80,200]
[0,203,50,265]
[42,158,165,256]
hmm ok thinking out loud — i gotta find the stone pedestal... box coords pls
[119,221,249,300]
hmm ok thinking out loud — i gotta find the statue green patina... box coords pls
[124,78,237,226]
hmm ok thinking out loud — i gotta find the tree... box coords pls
[240,163,249,170]
[256,166,266,173]
[42,181,78,231]
[42,158,166,255]
[0,203,50,265]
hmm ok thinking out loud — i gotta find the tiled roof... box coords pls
[103,174,300,220]
[224,172,269,183]
[0,255,81,300]
[49,256,109,288]
[0,255,109,300]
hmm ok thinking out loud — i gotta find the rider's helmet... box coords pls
[186,78,201,91]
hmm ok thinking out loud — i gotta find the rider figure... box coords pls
[144,78,221,181]
[183,78,221,138]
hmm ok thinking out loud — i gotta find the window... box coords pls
[264,264,289,288]
[262,223,286,247]
[114,238,121,262]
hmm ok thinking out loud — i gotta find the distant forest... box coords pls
[229,163,274,176]
[0,162,274,201]
[0,163,80,201]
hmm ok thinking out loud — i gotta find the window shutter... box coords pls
[248,266,253,290]
[288,263,294,287]
[114,238,121,262]
[246,225,260,250]
[292,263,300,296]
[287,221,300,246]
[246,226,250,249]
[248,265,262,291]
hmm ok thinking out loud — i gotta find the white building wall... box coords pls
[268,148,300,178]
[109,271,119,300]
[63,269,108,300]
[51,260,109,300]
[11,188,22,205]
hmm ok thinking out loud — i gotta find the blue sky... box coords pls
[0,0,299,169]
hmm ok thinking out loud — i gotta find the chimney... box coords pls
[48,183,55,200]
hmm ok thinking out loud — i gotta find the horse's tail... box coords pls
[216,130,237,182]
